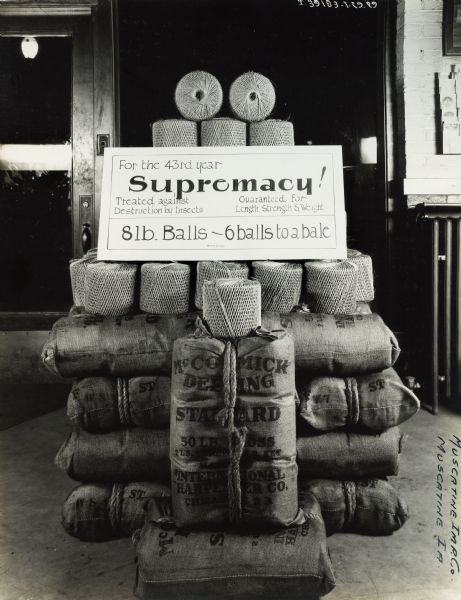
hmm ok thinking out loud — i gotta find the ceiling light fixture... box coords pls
[21,37,39,59]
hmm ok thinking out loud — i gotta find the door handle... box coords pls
[82,223,92,254]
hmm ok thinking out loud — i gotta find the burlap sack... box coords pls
[262,312,400,375]
[62,482,171,542]
[42,313,197,378]
[297,427,404,479]
[55,429,170,482]
[171,331,299,528]
[68,376,171,432]
[42,311,398,380]
[299,479,409,536]
[133,493,335,600]
[298,368,420,432]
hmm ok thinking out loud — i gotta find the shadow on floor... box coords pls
[0,383,71,430]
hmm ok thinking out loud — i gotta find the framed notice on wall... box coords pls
[97,145,347,261]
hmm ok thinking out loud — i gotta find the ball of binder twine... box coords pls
[304,260,358,314]
[252,261,302,311]
[140,262,191,314]
[152,119,198,147]
[69,252,97,307]
[229,72,276,122]
[84,262,138,316]
[347,249,375,302]
[202,278,261,338]
[201,118,247,146]
[175,71,223,121]
[249,119,294,146]
[195,261,249,309]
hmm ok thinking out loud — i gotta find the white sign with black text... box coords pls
[97,146,347,261]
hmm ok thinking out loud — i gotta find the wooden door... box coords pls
[0,1,117,404]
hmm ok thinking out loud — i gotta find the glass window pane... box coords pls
[0,37,71,144]
[0,171,72,311]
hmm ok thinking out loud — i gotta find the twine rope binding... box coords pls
[116,377,131,426]
[344,377,360,427]
[193,317,282,525]
[109,483,125,532]
[343,481,357,528]
[215,341,247,525]
[214,282,239,338]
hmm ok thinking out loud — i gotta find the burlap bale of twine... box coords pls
[299,479,409,536]
[202,278,261,337]
[174,71,223,121]
[201,118,246,146]
[55,428,170,482]
[304,260,358,314]
[249,119,294,146]
[252,260,302,311]
[67,375,171,432]
[195,261,249,309]
[229,71,276,122]
[62,481,171,542]
[84,262,138,316]
[134,494,336,599]
[42,313,197,378]
[297,427,404,480]
[152,119,198,147]
[297,368,420,433]
[347,248,375,302]
[140,262,190,314]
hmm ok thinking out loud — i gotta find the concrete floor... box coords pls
[0,405,461,600]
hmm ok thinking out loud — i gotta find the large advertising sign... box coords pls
[97,146,347,261]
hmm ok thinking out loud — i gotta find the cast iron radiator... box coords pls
[416,204,461,414]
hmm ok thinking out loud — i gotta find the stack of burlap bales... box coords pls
[42,72,420,599]
[260,251,420,538]
[54,255,201,543]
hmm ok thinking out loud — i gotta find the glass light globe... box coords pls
[21,37,39,59]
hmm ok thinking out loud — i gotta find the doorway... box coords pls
[0,16,95,314]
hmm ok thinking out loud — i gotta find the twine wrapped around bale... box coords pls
[347,248,375,302]
[69,252,97,307]
[304,260,358,314]
[202,278,261,337]
[85,248,98,259]
[140,262,191,314]
[174,71,223,121]
[195,261,249,309]
[152,119,198,147]
[84,262,138,316]
[229,72,276,122]
[201,118,246,146]
[252,261,302,311]
[249,119,294,146]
